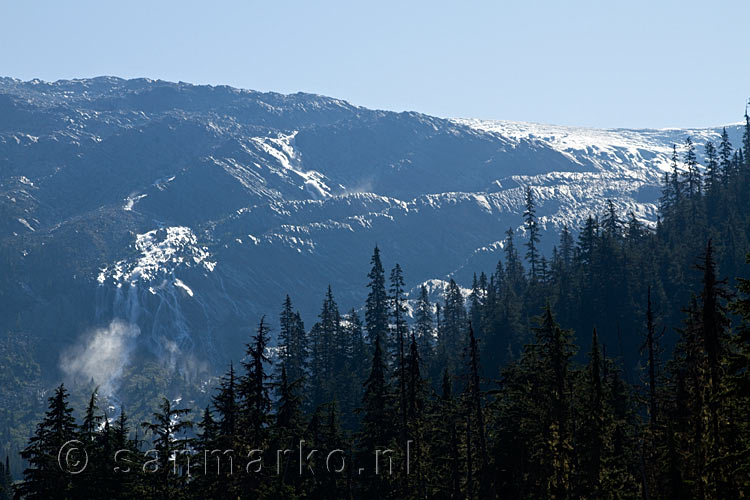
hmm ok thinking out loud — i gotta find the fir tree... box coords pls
[389,263,409,447]
[414,284,434,366]
[503,227,524,286]
[684,136,701,197]
[140,398,193,500]
[365,246,389,346]
[278,295,308,389]
[212,362,239,450]
[705,140,719,193]
[670,143,683,205]
[602,199,621,238]
[524,186,541,280]
[16,384,78,500]
[641,286,661,428]
[464,323,490,499]
[357,334,393,499]
[718,127,733,184]
[310,286,341,409]
[239,316,272,448]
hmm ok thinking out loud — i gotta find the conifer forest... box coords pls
[4,110,750,500]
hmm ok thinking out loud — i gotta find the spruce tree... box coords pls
[272,365,305,492]
[210,363,240,495]
[75,390,104,500]
[684,136,701,197]
[503,227,524,286]
[191,407,217,499]
[240,316,272,447]
[17,384,78,500]
[414,284,434,367]
[212,362,239,450]
[719,127,733,184]
[464,323,490,499]
[705,141,719,193]
[575,328,605,498]
[602,199,621,238]
[140,398,193,500]
[357,334,393,499]
[727,254,750,496]
[365,246,389,346]
[670,143,683,204]
[389,263,409,447]
[660,171,675,215]
[278,295,308,389]
[405,332,427,499]
[641,286,661,427]
[310,286,340,409]
[437,279,467,376]
[523,186,541,280]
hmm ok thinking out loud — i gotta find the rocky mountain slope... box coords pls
[0,76,743,391]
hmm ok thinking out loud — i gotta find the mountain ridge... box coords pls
[0,76,745,392]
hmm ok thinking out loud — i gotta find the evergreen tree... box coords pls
[719,127,733,184]
[464,324,490,499]
[74,390,104,500]
[493,306,576,498]
[684,136,701,197]
[190,406,217,499]
[503,227,524,286]
[389,263,409,447]
[341,308,368,429]
[365,246,389,346]
[140,398,193,500]
[405,332,427,490]
[239,317,272,449]
[278,295,308,389]
[660,171,675,214]
[310,286,341,409]
[574,328,605,498]
[437,279,467,376]
[705,141,719,193]
[743,105,750,169]
[640,286,663,430]
[602,199,621,238]
[210,363,240,496]
[357,334,393,499]
[16,384,78,500]
[414,284,434,366]
[524,186,541,280]
[212,362,239,450]
[577,215,599,267]
[271,365,305,492]
[426,370,461,499]
[727,254,750,496]
[670,144,683,204]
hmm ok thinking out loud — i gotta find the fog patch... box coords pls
[161,338,209,384]
[60,319,140,395]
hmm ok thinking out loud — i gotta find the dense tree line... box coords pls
[10,112,750,498]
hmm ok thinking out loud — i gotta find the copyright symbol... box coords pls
[58,440,88,474]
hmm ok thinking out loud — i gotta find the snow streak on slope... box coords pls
[455,118,729,176]
[248,132,333,199]
[98,226,215,285]
[93,226,216,384]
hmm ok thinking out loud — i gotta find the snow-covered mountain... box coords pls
[0,76,743,390]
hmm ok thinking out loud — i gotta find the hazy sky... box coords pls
[2,0,748,128]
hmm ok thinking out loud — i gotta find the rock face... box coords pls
[0,76,743,384]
